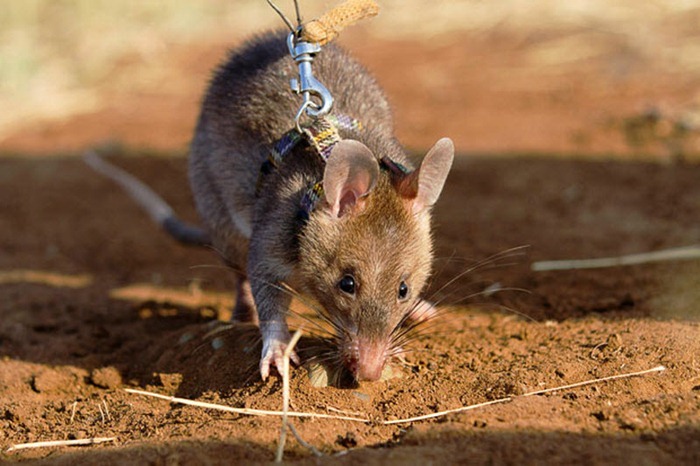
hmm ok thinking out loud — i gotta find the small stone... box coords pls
[352,391,371,402]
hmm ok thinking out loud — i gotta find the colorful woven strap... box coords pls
[269,129,303,166]
[256,114,361,195]
[303,118,339,161]
[302,114,363,161]
[297,181,325,223]
[298,152,414,222]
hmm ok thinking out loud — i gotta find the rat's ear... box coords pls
[323,140,380,218]
[406,138,454,214]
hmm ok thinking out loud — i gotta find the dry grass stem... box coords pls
[6,437,116,453]
[69,401,77,424]
[103,399,111,421]
[127,365,666,427]
[521,365,666,397]
[532,245,700,271]
[288,423,323,457]
[276,327,305,462]
[384,365,666,424]
[326,405,365,416]
[124,388,370,422]
[382,398,511,425]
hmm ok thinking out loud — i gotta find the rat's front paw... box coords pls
[259,332,300,380]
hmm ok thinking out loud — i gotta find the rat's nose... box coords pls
[347,338,387,381]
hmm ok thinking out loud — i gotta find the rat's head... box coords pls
[298,138,454,381]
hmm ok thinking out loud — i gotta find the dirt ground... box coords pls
[1,25,699,465]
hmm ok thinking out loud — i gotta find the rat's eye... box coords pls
[398,281,409,301]
[338,275,356,295]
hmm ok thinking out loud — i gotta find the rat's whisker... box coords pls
[258,281,337,336]
[391,323,443,349]
[431,285,529,309]
[425,247,528,302]
[189,263,234,272]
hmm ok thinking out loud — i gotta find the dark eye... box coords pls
[398,281,409,300]
[338,275,356,295]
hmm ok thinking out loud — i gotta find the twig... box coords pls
[103,399,111,421]
[382,365,666,424]
[124,388,369,423]
[6,437,116,453]
[326,405,365,417]
[126,365,666,427]
[381,398,511,425]
[532,245,700,271]
[288,423,323,457]
[520,365,666,397]
[69,401,77,424]
[276,328,305,463]
[97,403,105,424]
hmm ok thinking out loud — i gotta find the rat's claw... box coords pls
[259,334,300,380]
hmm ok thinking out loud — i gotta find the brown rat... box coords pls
[189,30,453,381]
[87,29,453,382]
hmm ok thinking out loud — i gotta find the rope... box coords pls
[300,0,379,45]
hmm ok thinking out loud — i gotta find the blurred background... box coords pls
[1,0,699,157]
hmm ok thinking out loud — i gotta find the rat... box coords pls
[87,30,453,382]
[189,30,453,381]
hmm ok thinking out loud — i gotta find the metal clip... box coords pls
[288,32,334,127]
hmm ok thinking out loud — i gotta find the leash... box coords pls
[267,0,379,129]
[260,1,379,219]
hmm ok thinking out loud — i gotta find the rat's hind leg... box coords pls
[212,230,257,324]
[232,271,258,324]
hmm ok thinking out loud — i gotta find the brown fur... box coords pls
[188,30,453,380]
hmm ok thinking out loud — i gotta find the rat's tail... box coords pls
[83,150,211,247]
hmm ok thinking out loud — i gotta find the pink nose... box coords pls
[347,339,387,381]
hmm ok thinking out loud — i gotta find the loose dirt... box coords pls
[1,30,698,465]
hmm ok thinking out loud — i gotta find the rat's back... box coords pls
[188,30,394,255]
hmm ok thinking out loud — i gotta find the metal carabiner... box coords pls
[288,32,334,123]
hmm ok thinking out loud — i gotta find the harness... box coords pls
[256,114,362,221]
[257,114,412,224]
